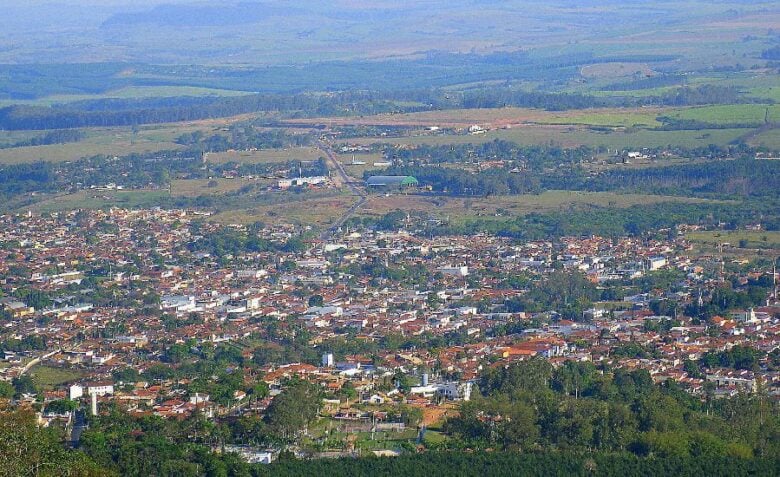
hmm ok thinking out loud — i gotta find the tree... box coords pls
[265,381,322,441]
[12,375,37,397]
[44,399,79,414]
[0,406,107,476]
[308,294,324,307]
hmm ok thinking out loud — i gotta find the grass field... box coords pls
[30,365,85,389]
[535,110,661,128]
[748,128,780,149]
[0,136,184,164]
[206,147,323,165]
[170,178,269,197]
[686,230,780,250]
[0,115,260,164]
[292,107,672,130]
[666,104,780,125]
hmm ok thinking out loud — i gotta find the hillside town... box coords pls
[1,207,779,461]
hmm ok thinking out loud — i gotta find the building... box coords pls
[277,177,329,189]
[365,176,419,189]
[645,256,667,271]
[439,265,469,277]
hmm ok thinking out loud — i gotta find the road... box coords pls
[20,348,60,375]
[317,140,367,240]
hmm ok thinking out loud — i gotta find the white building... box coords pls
[439,265,469,277]
[277,176,329,189]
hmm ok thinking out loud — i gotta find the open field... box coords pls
[29,178,274,211]
[206,147,323,165]
[686,230,780,250]
[348,125,752,149]
[0,136,184,164]
[747,128,780,149]
[356,190,726,222]
[0,86,250,108]
[0,115,263,164]
[170,178,269,197]
[291,107,673,130]
[31,190,172,213]
[210,193,356,227]
[666,104,780,125]
[336,153,387,180]
[30,365,85,389]
[292,104,775,131]
[535,110,661,128]
[580,62,654,79]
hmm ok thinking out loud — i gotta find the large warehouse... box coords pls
[365,175,419,188]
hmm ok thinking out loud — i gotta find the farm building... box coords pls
[365,175,419,188]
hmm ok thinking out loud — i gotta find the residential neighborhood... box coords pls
[1,207,778,461]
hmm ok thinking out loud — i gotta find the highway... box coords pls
[317,140,367,240]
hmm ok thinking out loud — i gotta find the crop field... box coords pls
[206,147,323,165]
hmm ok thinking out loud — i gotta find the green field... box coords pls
[30,365,85,389]
[666,104,780,125]
[686,230,780,250]
[748,128,780,149]
[535,110,662,128]
[0,116,264,164]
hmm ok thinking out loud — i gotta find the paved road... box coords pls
[20,348,60,375]
[317,140,367,240]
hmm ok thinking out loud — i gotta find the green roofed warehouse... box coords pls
[365,175,419,188]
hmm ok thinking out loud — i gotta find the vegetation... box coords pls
[444,359,779,459]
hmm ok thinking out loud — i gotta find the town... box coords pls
[1,206,778,463]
